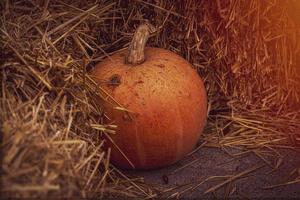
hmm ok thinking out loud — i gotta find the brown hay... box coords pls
[1,0,300,198]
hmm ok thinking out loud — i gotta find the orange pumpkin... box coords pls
[91,24,207,169]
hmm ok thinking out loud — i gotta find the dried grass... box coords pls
[1,0,300,198]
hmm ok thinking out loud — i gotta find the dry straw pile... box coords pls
[1,0,300,198]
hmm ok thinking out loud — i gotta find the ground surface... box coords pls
[125,146,300,199]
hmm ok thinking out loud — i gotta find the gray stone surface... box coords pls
[124,147,300,199]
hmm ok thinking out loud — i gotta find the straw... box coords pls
[1,0,299,198]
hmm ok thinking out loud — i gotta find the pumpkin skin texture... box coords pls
[91,47,207,170]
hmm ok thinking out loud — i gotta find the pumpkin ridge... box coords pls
[133,118,146,168]
[173,94,185,162]
[159,69,185,163]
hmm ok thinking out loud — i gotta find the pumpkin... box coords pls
[91,23,207,169]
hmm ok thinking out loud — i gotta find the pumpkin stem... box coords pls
[126,23,156,65]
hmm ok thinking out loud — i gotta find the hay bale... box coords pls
[0,0,299,198]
